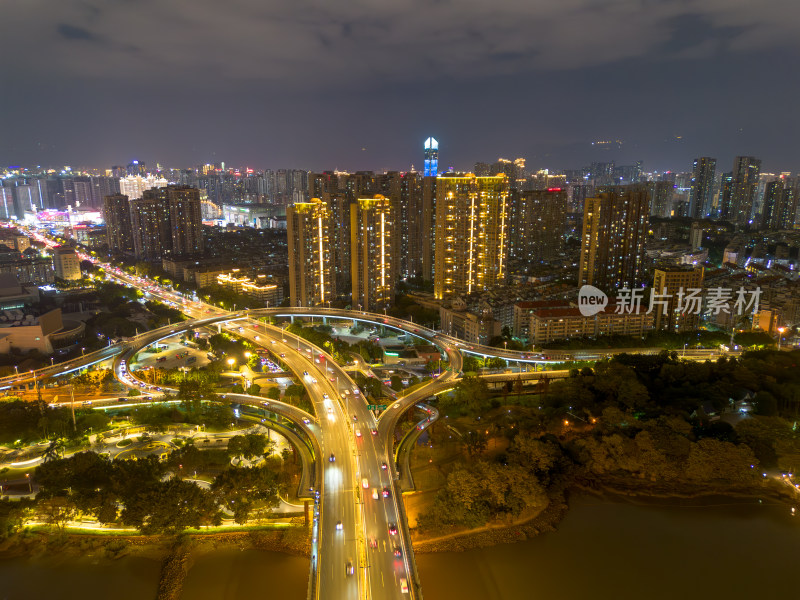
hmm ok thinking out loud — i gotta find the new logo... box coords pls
[578,285,608,316]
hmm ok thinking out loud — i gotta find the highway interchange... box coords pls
[2,261,737,600]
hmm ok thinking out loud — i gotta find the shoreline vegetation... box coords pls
[411,477,797,553]
[2,477,792,571]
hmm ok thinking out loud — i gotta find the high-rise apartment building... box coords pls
[130,192,171,261]
[689,157,716,219]
[91,176,121,209]
[350,195,396,312]
[718,172,733,220]
[421,175,437,281]
[647,181,674,218]
[287,198,336,307]
[761,177,798,230]
[510,188,567,263]
[578,186,650,291]
[166,186,204,257]
[103,194,134,254]
[128,186,203,261]
[423,137,439,177]
[119,174,168,200]
[729,156,761,224]
[433,174,510,300]
[12,185,36,218]
[652,266,705,332]
[398,171,425,278]
[127,160,146,177]
[52,247,82,281]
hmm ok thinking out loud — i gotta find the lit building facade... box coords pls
[167,186,204,257]
[578,186,650,292]
[761,177,798,230]
[103,194,134,255]
[729,156,761,224]
[119,174,168,200]
[217,271,282,305]
[130,193,170,261]
[129,186,203,261]
[651,266,705,332]
[529,305,653,346]
[52,248,81,281]
[689,157,716,219]
[510,188,567,262]
[287,198,336,307]
[350,195,396,312]
[434,174,510,300]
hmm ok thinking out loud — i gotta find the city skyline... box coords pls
[2,1,800,172]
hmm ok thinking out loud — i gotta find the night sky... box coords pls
[2,0,799,173]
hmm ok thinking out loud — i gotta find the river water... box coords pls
[0,496,797,599]
[416,494,800,600]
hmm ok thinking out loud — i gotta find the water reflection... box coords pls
[416,495,800,600]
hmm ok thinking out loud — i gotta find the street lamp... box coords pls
[778,327,786,351]
[227,358,236,369]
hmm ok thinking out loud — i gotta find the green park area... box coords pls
[405,349,800,541]
[0,428,304,543]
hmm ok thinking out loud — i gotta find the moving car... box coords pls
[345,561,354,576]
[336,521,343,530]
[362,478,369,489]
[383,487,390,498]
[371,488,379,500]
[400,578,409,594]
[388,523,398,535]
[381,462,387,470]
[394,547,402,558]
[329,453,335,462]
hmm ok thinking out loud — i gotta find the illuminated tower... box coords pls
[351,195,396,312]
[423,137,439,177]
[287,198,336,307]
[433,174,510,300]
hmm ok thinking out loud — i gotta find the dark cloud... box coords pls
[0,0,799,171]
[56,23,100,42]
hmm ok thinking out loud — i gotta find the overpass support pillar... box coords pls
[323,316,327,325]
[290,315,295,324]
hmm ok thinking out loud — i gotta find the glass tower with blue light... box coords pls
[424,137,438,177]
